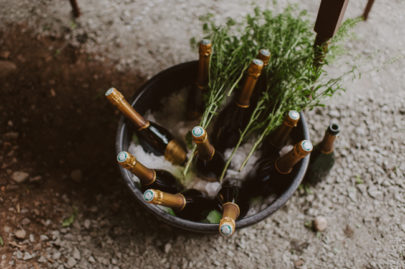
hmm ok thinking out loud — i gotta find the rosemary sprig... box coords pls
[184,5,358,177]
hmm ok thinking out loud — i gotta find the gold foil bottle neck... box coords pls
[219,202,240,237]
[275,140,313,174]
[236,59,264,108]
[199,39,212,57]
[117,151,156,185]
[257,49,271,66]
[196,39,212,90]
[105,88,149,130]
[284,110,300,127]
[143,189,186,210]
[164,140,187,165]
[192,126,215,161]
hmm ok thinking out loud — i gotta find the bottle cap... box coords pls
[105,87,124,104]
[199,39,212,56]
[257,49,271,66]
[219,223,234,237]
[300,140,313,152]
[327,123,340,135]
[191,126,207,143]
[143,189,156,202]
[117,151,129,162]
[284,110,300,127]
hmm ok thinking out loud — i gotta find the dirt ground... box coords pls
[0,0,404,269]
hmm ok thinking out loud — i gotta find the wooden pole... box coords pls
[69,0,81,18]
[313,0,350,68]
[362,0,375,21]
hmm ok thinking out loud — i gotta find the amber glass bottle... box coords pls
[304,123,340,185]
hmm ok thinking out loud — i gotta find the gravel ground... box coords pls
[1,0,405,268]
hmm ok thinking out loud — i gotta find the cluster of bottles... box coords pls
[105,40,340,237]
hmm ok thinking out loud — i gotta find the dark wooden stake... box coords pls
[69,0,81,18]
[313,0,350,69]
[362,0,375,21]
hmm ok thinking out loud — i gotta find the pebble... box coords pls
[73,247,81,260]
[70,169,83,182]
[15,229,27,239]
[313,216,328,232]
[0,60,17,77]
[66,257,77,268]
[21,218,31,225]
[29,234,35,243]
[3,132,19,140]
[53,251,61,260]
[164,243,172,253]
[89,256,96,263]
[23,252,33,260]
[40,234,49,241]
[29,175,42,182]
[84,219,91,229]
[367,185,382,199]
[11,171,29,183]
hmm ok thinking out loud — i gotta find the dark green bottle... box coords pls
[216,180,249,237]
[143,188,217,221]
[304,123,340,185]
[186,39,212,120]
[106,88,188,165]
[117,151,182,193]
[192,126,226,182]
[242,140,313,198]
[212,59,264,152]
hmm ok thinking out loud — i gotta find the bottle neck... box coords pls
[118,153,156,186]
[319,131,337,154]
[270,114,299,148]
[275,141,311,174]
[195,137,215,161]
[219,202,240,237]
[164,140,188,165]
[196,45,211,89]
[236,60,263,108]
[144,189,186,210]
[106,88,149,130]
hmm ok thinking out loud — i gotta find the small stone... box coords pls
[40,234,49,241]
[294,259,305,268]
[38,256,47,263]
[52,251,61,260]
[70,169,82,182]
[73,248,81,260]
[3,132,19,140]
[15,229,27,239]
[66,257,77,268]
[11,171,29,183]
[21,218,31,225]
[0,60,17,78]
[88,256,96,263]
[29,176,42,182]
[23,252,33,260]
[15,250,23,259]
[164,243,172,253]
[367,185,382,199]
[83,219,91,229]
[29,234,35,243]
[313,216,328,232]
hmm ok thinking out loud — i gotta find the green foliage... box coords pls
[0,235,3,246]
[184,5,357,177]
[62,207,78,227]
[205,210,222,224]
